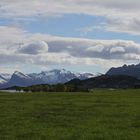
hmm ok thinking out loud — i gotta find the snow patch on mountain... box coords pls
[0,73,12,84]
[14,71,32,80]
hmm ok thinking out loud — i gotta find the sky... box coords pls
[0,0,140,74]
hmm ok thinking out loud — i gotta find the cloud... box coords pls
[110,47,125,54]
[1,1,140,73]
[1,0,139,18]
[18,41,49,55]
[104,17,140,35]
[76,26,102,35]
[47,38,140,60]
[87,45,104,53]
[1,0,140,35]
[0,25,140,73]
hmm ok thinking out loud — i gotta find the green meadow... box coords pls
[0,89,139,140]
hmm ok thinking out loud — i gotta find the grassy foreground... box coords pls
[0,89,140,140]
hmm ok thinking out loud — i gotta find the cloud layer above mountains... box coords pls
[18,41,49,55]
[0,26,140,70]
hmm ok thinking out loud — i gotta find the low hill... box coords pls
[66,75,140,89]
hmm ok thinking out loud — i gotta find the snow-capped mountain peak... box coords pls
[29,69,95,84]
[13,71,32,79]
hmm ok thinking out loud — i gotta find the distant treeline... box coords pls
[15,84,88,92]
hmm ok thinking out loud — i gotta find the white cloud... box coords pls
[110,47,125,54]
[47,38,140,60]
[0,25,140,73]
[104,17,140,35]
[18,41,49,55]
[87,45,105,53]
[0,26,140,67]
[0,0,139,18]
[76,26,102,35]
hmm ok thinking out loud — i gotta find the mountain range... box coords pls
[0,69,95,89]
[106,63,140,78]
[1,63,140,89]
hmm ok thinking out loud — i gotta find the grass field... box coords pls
[0,89,139,140]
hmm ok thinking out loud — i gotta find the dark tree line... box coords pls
[15,84,88,92]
